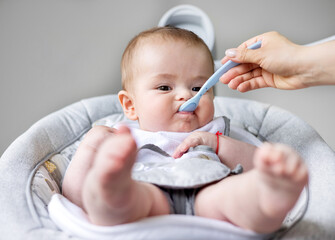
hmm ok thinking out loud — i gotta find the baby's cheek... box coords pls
[201,99,215,119]
[201,96,215,109]
[142,109,170,131]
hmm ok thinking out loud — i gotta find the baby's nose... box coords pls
[176,88,193,101]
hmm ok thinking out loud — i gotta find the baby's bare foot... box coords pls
[82,126,139,225]
[253,143,308,219]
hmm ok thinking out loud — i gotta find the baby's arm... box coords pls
[216,135,256,171]
[173,132,256,171]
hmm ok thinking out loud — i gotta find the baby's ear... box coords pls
[118,90,138,121]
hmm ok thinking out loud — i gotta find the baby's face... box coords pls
[130,39,215,132]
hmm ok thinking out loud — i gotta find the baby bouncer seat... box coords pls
[1,5,335,240]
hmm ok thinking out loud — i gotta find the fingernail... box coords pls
[225,49,237,57]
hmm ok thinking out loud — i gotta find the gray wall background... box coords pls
[1,0,334,155]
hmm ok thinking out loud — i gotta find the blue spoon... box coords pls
[179,41,262,112]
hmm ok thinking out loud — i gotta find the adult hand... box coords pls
[220,31,335,92]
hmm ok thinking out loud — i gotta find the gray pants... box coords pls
[159,187,200,215]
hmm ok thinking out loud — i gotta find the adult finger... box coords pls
[220,63,259,84]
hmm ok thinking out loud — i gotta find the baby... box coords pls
[62,27,308,233]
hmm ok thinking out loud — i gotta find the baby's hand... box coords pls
[173,131,216,158]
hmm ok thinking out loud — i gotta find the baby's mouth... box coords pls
[177,110,195,115]
[177,103,195,115]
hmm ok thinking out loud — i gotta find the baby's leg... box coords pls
[195,143,308,233]
[62,125,115,208]
[82,126,170,226]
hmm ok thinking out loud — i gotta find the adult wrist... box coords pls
[299,41,335,87]
[294,45,317,88]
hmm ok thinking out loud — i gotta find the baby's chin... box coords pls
[162,122,208,133]
[139,117,213,133]
[141,125,198,133]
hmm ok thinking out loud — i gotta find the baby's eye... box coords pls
[157,86,172,91]
[192,87,201,92]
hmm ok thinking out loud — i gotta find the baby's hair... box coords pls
[121,26,214,91]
